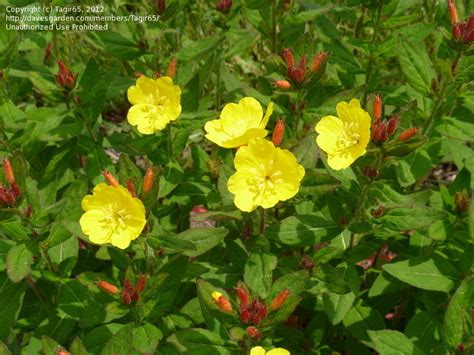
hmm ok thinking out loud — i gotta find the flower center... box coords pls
[101,205,132,233]
[335,122,360,151]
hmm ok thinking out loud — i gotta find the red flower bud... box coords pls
[122,291,132,305]
[103,170,119,187]
[373,94,382,122]
[298,55,307,71]
[287,67,305,84]
[246,326,262,339]
[454,191,470,213]
[56,61,75,88]
[281,48,294,68]
[272,119,285,146]
[135,274,147,295]
[142,167,154,193]
[448,0,459,25]
[398,127,418,141]
[2,158,15,184]
[386,116,399,135]
[310,51,328,73]
[126,180,137,198]
[123,279,135,295]
[300,255,315,271]
[452,23,462,40]
[240,307,251,323]
[0,187,15,206]
[216,0,232,13]
[157,0,166,14]
[273,80,291,90]
[166,57,177,79]
[234,286,250,308]
[44,42,52,63]
[271,289,290,311]
[96,280,119,295]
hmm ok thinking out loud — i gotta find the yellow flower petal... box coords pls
[127,76,181,134]
[250,347,267,355]
[205,97,272,148]
[267,348,290,355]
[80,184,146,249]
[315,98,371,170]
[227,138,305,212]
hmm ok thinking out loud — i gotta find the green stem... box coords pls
[271,0,277,53]
[422,48,463,135]
[167,125,173,157]
[259,207,266,235]
[349,152,383,249]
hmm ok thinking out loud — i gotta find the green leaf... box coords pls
[299,170,341,197]
[101,323,135,355]
[383,255,459,292]
[177,37,224,63]
[174,227,228,258]
[379,207,446,230]
[158,160,184,198]
[368,330,424,355]
[69,337,88,355]
[244,252,278,299]
[167,328,235,354]
[79,59,119,123]
[41,336,61,355]
[266,215,343,247]
[405,312,441,351]
[310,263,351,294]
[132,324,163,354]
[343,301,385,343]
[6,242,33,283]
[0,272,27,339]
[398,35,435,95]
[322,292,355,325]
[95,32,145,60]
[443,276,474,349]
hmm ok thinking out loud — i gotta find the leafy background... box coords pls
[0,0,473,354]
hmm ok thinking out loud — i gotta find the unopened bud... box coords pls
[212,291,233,313]
[452,24,462,40]
[157,0,165,14]
[142,167,154,193]
[96,280,119,295]
[271,289,290,311]
[380,124,389,142]
[216,0,232,13]
[273,80,291,90]
[448,0,459,25]
[240,307,251,323]
[272,119,285,146]
[287,67,305,84]
[134,71,144,78]
[56,351,70,355]
[166,58,177,79]
[122,291,132,305]
[103,170,119,187]
[234,286,250,307]
[281,48,294,68]
[386,116,399,135]
[44,42,52,63]
[2,158,15,184]
[372,206,385,218]
[56,61,75,88]
[298,55,307,71]
[372,122,388,142]
[0,187,15,206]
[398,127,418,141]
[373,94,382,122]
[242,223,252,240]
[24,204,32,218]
[310,51,328,73]
[246,326,262,339]
[300,255,315,271]
[136,273,147,294]
[126,180,137,197]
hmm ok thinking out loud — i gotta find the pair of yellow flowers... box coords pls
[80,76,371,249]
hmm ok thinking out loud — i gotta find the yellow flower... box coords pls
[127,75,181,134]
[228,138,305,212]
[250,346,290,355]
[79,183,146,249]
[315,98,371,170]
[205,97,273,148]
